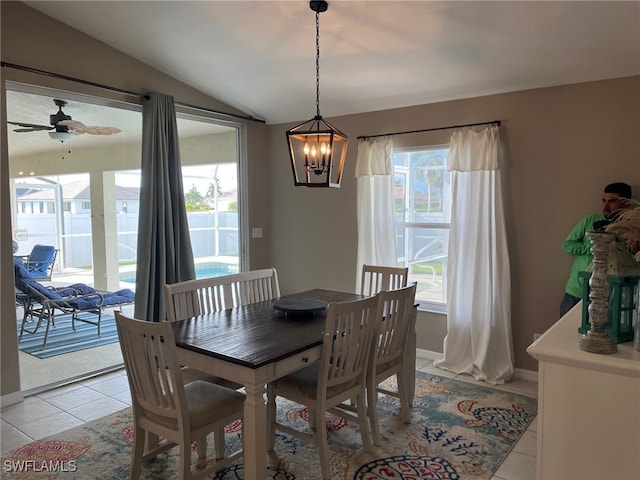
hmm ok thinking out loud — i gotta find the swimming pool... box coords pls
[120,261,239,284]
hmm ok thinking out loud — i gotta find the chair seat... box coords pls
[272,363,358,400]
[145,380,245,431]
[376,357,402,375]
[180,367,242,390]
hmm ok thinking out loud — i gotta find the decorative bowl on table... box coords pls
[272,298,328,316]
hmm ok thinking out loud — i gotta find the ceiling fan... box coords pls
[8,99,121,142]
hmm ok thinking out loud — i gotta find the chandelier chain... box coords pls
[315,10,321,118]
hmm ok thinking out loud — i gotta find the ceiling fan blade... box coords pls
[8,121,53,131]
[58,119,121,135]
[84,126,122,135]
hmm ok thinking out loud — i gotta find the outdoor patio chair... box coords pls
[18,244,59,281]
[14,263,135,350]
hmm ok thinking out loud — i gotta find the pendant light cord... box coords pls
[315,10,321,118]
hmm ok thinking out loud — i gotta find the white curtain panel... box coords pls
[435,125,514,384]
[355,137,397,292]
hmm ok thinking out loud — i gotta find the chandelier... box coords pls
[286,0,348,188]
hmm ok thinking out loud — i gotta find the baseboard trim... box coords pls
[0,390,24,408]
[416,348,442,361]
[20,364,125,398]
[513,367,538,383]
[416,348,538,384]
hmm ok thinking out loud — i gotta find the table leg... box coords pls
[243,381,267,480]
[405,307,417,405]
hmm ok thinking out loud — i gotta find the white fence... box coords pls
[14,211,239,270]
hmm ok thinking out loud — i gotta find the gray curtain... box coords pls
[134,92,196,321]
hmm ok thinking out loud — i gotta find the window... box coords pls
[7,84,245,392]
[174,163,240,275]
[394,147,451,312]
[13,173,95,270]
[115,155,240,287]
[8,87,243,289]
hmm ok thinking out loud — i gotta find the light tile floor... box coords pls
[1,360,538,480]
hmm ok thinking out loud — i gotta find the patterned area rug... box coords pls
[1,372,537,479]
[18,313,118,359]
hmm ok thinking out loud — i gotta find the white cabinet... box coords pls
[527,303,640,480]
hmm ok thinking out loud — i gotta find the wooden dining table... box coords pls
[171,288,417,480]
[171,289,358,479]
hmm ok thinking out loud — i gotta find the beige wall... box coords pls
[269,76,640,372]
[0,2,271,398]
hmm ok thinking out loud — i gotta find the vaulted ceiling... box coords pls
[22,0,639,125]
[7,1,640,157]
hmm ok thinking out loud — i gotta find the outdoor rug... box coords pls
[0,371,537,479]
[17,313,118,359]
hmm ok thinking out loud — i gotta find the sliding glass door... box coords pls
[7,84,244,391]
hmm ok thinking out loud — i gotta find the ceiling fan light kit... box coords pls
[48,130,75,143]
[286,0,348,188]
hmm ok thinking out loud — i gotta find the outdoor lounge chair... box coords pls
[14,263,135,350]
[16,244,59,281]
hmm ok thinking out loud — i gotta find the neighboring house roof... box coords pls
[16,180,237,202]
[15,181,140,201]
[218,188,237,200]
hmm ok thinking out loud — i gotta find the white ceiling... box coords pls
[21,0,639,126]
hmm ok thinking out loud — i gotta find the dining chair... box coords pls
[164,268,280,388]
[366,282,417,446]
[360,264,408,296]
[266,294,380,480]
[114,311,244,480]
[164,268,281,322]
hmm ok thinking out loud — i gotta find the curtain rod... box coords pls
[1,61,266,124]
[357,120,501,140]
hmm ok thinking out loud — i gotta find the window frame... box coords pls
[393,144,451,314]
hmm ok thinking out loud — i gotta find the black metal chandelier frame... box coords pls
[286,0,348,188]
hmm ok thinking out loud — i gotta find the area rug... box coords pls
[0,371,537,479]
[18,313,118,359]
